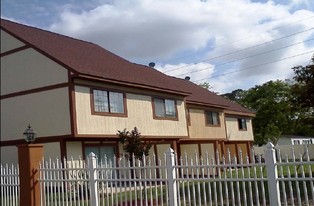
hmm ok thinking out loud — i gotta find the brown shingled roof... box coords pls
[1,19,254,116]
[1,19,189,95]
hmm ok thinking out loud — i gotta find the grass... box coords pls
[219,163,314,179]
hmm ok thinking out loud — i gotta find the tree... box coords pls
[245,80,295,145]
[221,89,246,103]
[198,82,218,94]
[117,127,152,161]
[292,55,314,108]
[290,55,314,136]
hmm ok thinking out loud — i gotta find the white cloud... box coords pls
[156,62,215,81]
[47,0,314,93]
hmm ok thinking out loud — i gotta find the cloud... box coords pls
[156,62,215,81]
[50,0,216,61]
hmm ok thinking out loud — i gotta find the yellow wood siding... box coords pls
[75,86,188,136]
[188,108,226,139]
[1,88,71,140]
[1,48,68,95]
[180,144,199,159]
[1,30,25,53]
[200,143,215,157]
[225,116,254,141]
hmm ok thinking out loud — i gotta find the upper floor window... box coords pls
[205,111,220,126]
[92,89,125,115]
[153,97,177,119]
[238,118,247,130]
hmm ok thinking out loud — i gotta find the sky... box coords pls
[1,0,314,94]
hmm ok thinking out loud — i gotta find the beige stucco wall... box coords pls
[75,86,188,136]
[1,88,71,140]
[225,116,254,141]
[1,30,25,53]
[43,142,61,160]
[188,108,226,139]
[66,142,83,159]
[0,146,18,164]
[0,142,61,165]
[1,48,68,95]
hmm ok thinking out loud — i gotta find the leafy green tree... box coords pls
[291,55,314,136]
[221,89,246,103]
[244,80,294,145]
[118,127,152,161]
[292,55,314,108]
[198,82,218,94]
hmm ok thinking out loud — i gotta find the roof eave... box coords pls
[224,110,256,117]
[186,101,229,109]
[74,74,191,96]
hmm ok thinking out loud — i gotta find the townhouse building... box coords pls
[1,19,255,164]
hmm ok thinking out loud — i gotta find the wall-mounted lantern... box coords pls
[23,124,36,144]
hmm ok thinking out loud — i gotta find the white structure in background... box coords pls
[254,135,314,159]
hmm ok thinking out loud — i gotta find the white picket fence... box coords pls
[0,164,19,206]
[1,143,313,206]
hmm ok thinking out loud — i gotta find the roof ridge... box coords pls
[1,18,100,48]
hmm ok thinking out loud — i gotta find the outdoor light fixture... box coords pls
[23,124,36,144]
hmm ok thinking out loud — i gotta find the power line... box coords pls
[161,15,314,66]
[193,50,314,83]
[163,27,314,74]
[176,38,314,77]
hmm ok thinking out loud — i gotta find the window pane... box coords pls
[242,119,247,130]
[206,112,220,125]
[85,146,100,159]
[109,92,124,113]
[94,90,109,112]
[165,99,176,117]
[154,98,165,117]
[212,112,219,125]
[238,118,247,130]
[206,112,213,124]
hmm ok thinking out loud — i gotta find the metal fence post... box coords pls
[88,152,99,206]
[166,148,178,206]
[265,142,281,206]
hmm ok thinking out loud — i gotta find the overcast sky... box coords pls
[2,0,314,94]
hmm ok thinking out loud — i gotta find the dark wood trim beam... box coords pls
[1,82,70,99]
[0,45,30,57]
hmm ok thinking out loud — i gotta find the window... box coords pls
[85,144,115,164]
[238,118,247,130]
[205,111,220,126]
[153,98,177,119]
[92,89,125,115]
